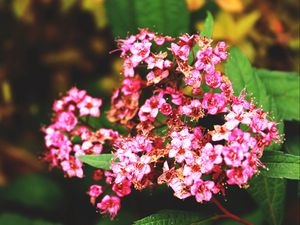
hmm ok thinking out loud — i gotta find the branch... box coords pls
[212,197,254,225]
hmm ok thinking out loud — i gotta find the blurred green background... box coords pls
[0,0,299,225]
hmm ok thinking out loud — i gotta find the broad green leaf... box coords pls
[200,11,214,38]
[260,151,300,180]
[224,47,269,110]
[105,0,189,38]
[248,177,286,225]
[134,210,213,225]
[0,213,62,225]
[255,69,300,121]
[78,153,113,170]
[105,0,137,37]
[0,174,63,211]
[134,0,189,37]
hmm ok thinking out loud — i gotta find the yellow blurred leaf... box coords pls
[186,0,205,12]
[210,11,235,41]
[216,0,244,13]
[112,59,123,74]
[235,11,261,41]
[82,0,107,29]
[12,0,33,23]
[98,76,119,93]
[42,48,82,65]
[12,0,30,18]
[1,80,12,103]
[60,0,77,12]
[201,11,260,43]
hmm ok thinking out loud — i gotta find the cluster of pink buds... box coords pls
[43,29,280,219]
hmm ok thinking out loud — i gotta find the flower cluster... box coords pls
[43,29,280,219]
[44,87,120,178]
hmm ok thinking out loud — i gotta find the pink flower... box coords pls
[146,68,169,85]
[226,167,251,186]
[214,41,228,60]
[222,144,244,167]
[160,103,173,116]
[112,179,131,197]
[93,169,103,181]
[181,99,203,119]
[55,112,77,132]
[138,95,165,122]
[77,96,102,117]
[205,71,222,88]
[130,41,152,63]
[61,157,83,178]
[200,143,222,173]
[195,47,216,73]
[65,87,86,104]
[88,185,103,198]
[190,180,216,203]
[228,128,252,152]
[121,77,141,95]
[184,70,202,89]
[202,93,227,115]
[171,43,190,61]
[123,57,138,77]
[97,195,121,219]
[169,177,191,199]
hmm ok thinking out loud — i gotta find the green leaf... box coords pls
[133,210,213,225]
[105,0,189,38]
[105,0,137,37]
[0,174,63,211]
[255,69,300,121]
[224,47,269,110]
[134,0,189,36]
[200,11,214,38]
[248,177,286,225]
[0,213,62,225]
[78,153,114,170]
[260,151,300,180]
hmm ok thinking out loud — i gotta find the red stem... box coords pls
[212,197,254,225]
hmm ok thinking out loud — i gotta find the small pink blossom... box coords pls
[88,185,103,198]
[171,43,190,61]
[77,96,102,117]
[97,195,121,219]
[55,112,77,132]
[202,93,227,115]
[190,180,216,203]
[160,103,173,116]
[112,179,131,197]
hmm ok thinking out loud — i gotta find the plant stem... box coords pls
[212,197,254,225]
